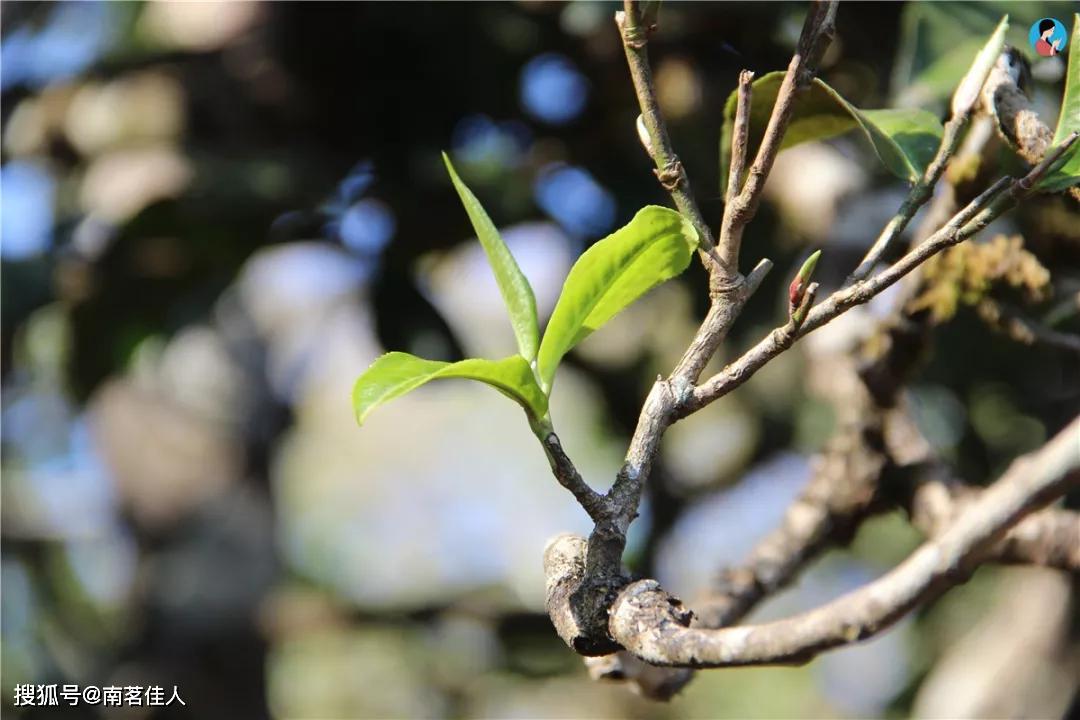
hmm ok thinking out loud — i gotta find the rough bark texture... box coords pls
[602,418,1079,668]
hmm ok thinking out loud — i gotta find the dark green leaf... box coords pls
[536,206,697,391]
[847,105,943,179]
[443,153,540,361]
[719,74,943,191]
[352,352,547,425]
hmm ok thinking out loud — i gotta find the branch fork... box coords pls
[536,0,1078,694]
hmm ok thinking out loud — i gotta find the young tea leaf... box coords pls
[352,352,547,425]
[536,206,697,391]
[719,74,944,190]
[1038,14,1080,193]
[443,153,540,361]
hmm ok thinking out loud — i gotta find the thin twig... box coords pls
[744,257,774,296]
[619,0,837,537]
[847,118,966,284]
[615,1,721,276]
[686,130,1080,416]
[540,432,608,522]
[1011,130,1078,194]
[684,173,1019,416]
[848,33,1012,283]
[717,1,838,276]
[725,70,754,208]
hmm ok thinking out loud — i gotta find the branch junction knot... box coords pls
[619,19,649,49]
[654,158,685,191]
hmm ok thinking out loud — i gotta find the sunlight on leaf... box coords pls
[352,352,547,425]
[443,153,540,361]
[536,205,697,391]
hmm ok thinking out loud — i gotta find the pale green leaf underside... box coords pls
[720,73,943,192]
[1038,14,1080,193]
[352,352,547,425]
[443,153,540,361]
[536,205,698,391]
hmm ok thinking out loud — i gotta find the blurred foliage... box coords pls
[909,234,1051,323]
[890,1,1065,107]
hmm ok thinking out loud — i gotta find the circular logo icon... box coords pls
[1029,18,1067,58]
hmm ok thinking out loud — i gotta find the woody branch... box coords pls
[540,0,1078,678]
[545,0,839,655]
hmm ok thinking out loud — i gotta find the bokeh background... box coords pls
[2,2,1078,718]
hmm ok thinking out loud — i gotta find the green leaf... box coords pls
[1038,14,1080,193]
[536,206,697,391]
[443,153,540,361]
[352,352,547,425]
[719,74,943,192]
[1051,14,1080,146]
